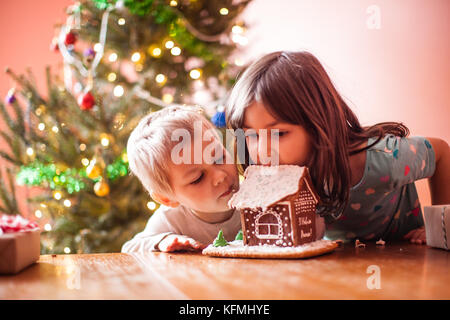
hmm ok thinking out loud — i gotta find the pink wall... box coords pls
[0,0,73,96]
[1,0,449,214]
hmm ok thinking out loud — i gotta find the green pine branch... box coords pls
[0,168,20,215]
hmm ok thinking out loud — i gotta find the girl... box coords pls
[226,51,450,244]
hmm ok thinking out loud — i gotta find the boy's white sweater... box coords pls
[121,205,242,253]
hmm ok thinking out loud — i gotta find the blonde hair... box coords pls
[127,105,213,197]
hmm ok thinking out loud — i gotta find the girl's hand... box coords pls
[158,234,205,252]
[403,227,426,245]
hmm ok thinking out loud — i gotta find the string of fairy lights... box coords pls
[5,1,249,253]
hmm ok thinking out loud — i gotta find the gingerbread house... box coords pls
[228,165,319,247]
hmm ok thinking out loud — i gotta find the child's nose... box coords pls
[212,169,226,187]
[257,133,272,165]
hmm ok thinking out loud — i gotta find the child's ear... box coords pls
[150,191,179,208]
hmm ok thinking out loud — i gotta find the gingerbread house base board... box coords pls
[202,239,339,259]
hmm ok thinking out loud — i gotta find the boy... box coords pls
[121,106,241,253]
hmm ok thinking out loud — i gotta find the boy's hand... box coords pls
[403,227,427,245]
[158,234,205,252]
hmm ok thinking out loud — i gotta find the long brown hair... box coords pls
[226,51,409,220]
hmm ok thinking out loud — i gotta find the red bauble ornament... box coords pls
[78,91,95,110]
[64,32,77,46]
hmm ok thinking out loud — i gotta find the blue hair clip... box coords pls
[211,110,226,128]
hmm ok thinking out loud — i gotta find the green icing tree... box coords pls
[213,229,229,247]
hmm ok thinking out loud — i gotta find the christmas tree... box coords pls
[0,0,251,254]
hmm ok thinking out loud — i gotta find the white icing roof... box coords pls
[228,165,306,210]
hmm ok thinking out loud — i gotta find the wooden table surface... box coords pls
[1,242,449,300]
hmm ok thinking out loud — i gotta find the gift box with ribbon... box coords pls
[0,214,41,274]
[424,205,450,251]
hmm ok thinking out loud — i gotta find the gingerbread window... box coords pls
[255,211,282,239]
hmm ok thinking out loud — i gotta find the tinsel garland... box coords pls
[16,163,87,194]
[16,154,129,194]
